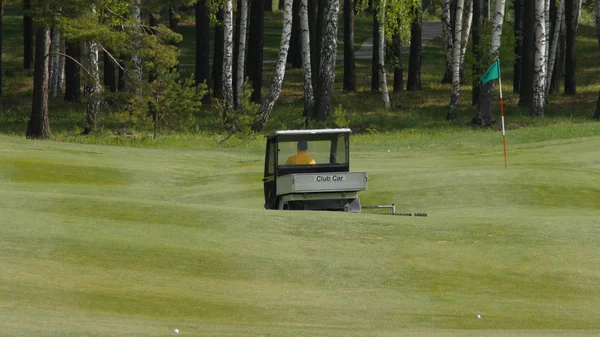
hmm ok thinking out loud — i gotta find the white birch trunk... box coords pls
[49,29,62,100]
[459,0,473,73]
[546,0,565,97]
[253,0,293,130]
[235,0,249,110]
[299,0,314,117]
[490,0,506,57]
[57,37,65,96]
[315,0,341,121]
[533,0,547,117]
[441,0,453,82]
[82,39,102,130]
[379,0,390,110]
[544,0,551,67]
[447,0,465,120]
[223,0,234,114]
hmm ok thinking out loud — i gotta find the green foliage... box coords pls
[115,71,206,133]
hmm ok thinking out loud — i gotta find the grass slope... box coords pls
[1,127,600,337]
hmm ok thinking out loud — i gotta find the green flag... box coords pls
[480,60,500,84]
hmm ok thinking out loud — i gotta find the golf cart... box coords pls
[262,128,368,212]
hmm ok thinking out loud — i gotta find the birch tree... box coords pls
[26,27,51,139]
[470,0,506,126]
[300,0,315,118]
[251,0,293,131]
[459,0,473,81]
[546,0,564,98]
[441,0,453,83]
[315,0,340,121]
[82,36,102,131]
[235,0,249,110]
[49,29,65,100]
[532,0,547,117]
[223,0,234,114]
[378,0,390,109]
[447,0,465,120]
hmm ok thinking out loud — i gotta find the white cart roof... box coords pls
[269,128,352,137]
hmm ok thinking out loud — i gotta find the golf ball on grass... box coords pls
[174,328,179,334]
[476,314,482,319]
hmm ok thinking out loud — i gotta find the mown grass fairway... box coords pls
[1,125,600,337]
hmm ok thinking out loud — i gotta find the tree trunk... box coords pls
[279,0,284,10]
[593,0,599,119]
[551,15,566,95]
[233,0,241,103]
[564,0,578,95]
[213,6,224,98]
[236,0,249,110]
[470,0,506,127]
[513,0,522,93]
[49,29,63,100]
[130,0,143,93]
[82,37,102,131]
[393,29,404,93]
[518,0,535,108]
[265,0,273,11]
[64,40,81,102]
[378,0,390,109]
[315,0,340,121]
[441,0,453,83]
[343,0,355,92]
[223,0,235,114]
[26,28,51,139]
[103,50,116,92]
[407,9,422,91]
[472,0,482,104]
[288,0,303,68]
[545,0,564,98]
[196,0,210,101]
[371,5,379,92]
[459,0,473,83]
[0,0,4,98]
[252,0,293,131]
[447,0,465,121]
[312,0,325,92]
[247,0,265,103]
[300,0,315,118]
[532,0,547,117]
[23,0,33,69]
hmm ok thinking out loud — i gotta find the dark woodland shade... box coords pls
[513,0,523,94]
[212,6,224,98]
[518,0,534,109]
[247,0,265,103]
[23,0,33,69]
[343,0,355,92]
[64,40,81,102]
[196,0,211,102]
[564,0,577,95]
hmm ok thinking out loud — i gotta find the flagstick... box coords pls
[498,75,507,169]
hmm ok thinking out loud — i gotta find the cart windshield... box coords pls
[277,133,349,166]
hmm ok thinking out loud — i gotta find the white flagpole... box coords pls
[498,67,507,169]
